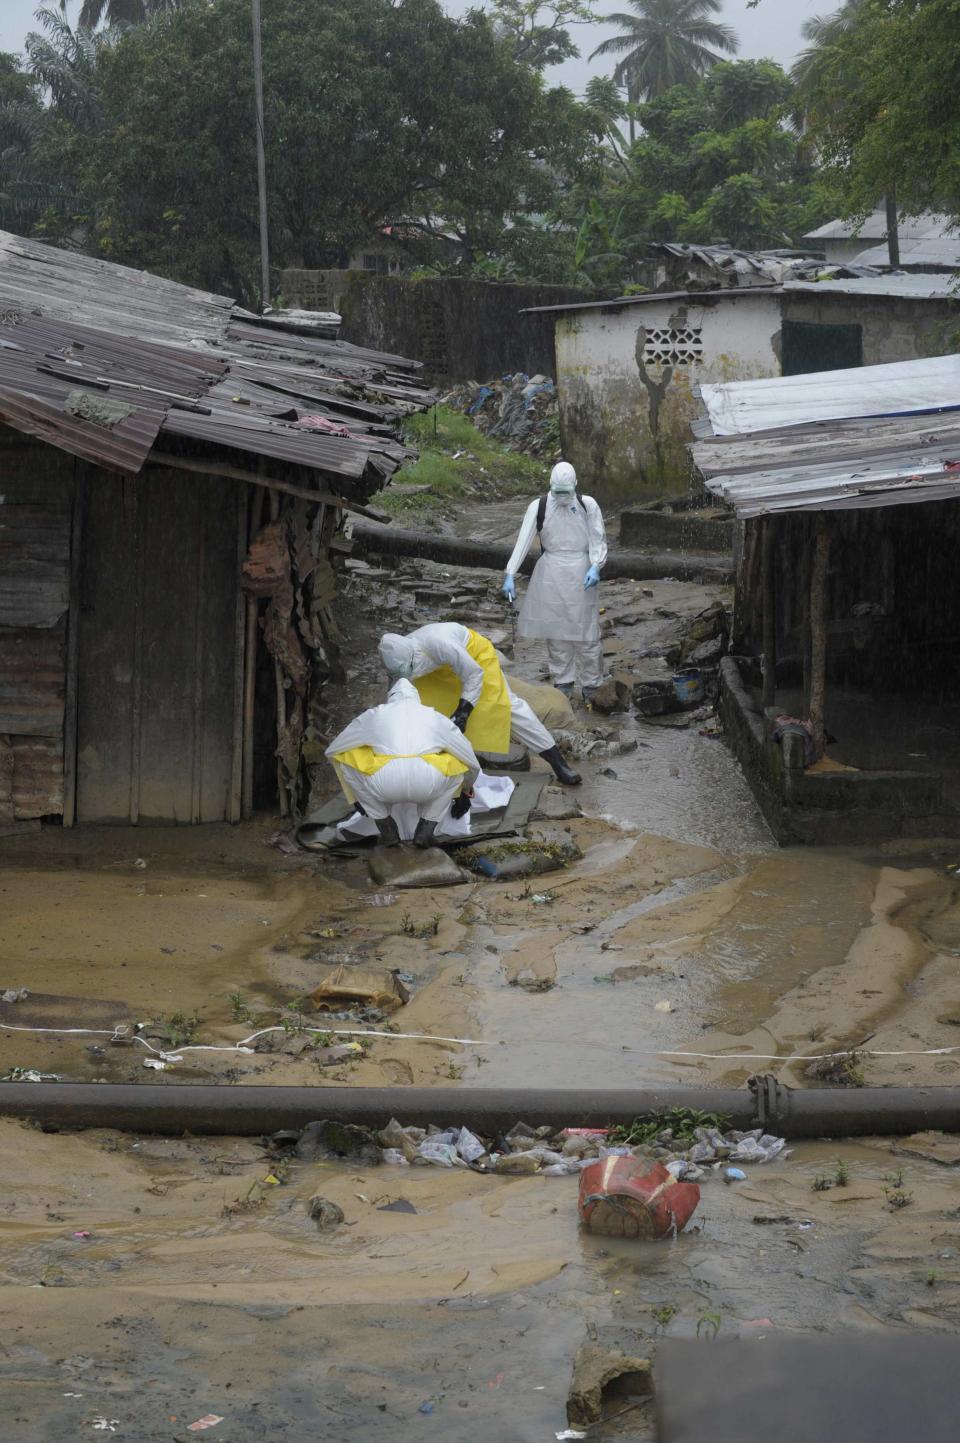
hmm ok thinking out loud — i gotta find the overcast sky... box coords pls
[1,0,823,82]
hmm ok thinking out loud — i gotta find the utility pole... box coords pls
[885,189,900,269]
[251,0,270,311]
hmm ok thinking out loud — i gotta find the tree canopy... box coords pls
[38,0,601,298]
[795,0,960,224]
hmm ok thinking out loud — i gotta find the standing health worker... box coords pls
[502,461,607,701]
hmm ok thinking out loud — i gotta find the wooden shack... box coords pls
[0,232,434,831]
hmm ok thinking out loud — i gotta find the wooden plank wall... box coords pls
[0,431,73,823]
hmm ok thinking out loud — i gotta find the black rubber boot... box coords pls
[539,745,582,786]
[374,815,402,847]
[412,818,438,849]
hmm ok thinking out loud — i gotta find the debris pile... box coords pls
[442,373,559,457]
[283,1116,788,1180]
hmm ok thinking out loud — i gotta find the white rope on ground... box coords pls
[2,1019,960,1066]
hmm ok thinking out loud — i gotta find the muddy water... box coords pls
[1,1119,958,1441]
[5,559,960,1439]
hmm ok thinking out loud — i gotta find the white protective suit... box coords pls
[378,623,555,756]
[326,679,481,833]
[505,469,608,690]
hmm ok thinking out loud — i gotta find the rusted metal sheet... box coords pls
[0,231,235,348]
[0,624,65,734]
[0,385,161,476]
[9,735,63,817]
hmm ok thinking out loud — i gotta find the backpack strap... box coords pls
[537,493,587,535]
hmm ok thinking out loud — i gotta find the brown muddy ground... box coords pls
[1,1121,959,1441]
[4,557,960,1438]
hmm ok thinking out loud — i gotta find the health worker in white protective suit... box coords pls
[378,622,582,786]
[502,461,608,701]
[326,678,481,849]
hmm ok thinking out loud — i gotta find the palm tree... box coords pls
[790,1,864,131]
[72,0,180,28]
[591,0,738,140]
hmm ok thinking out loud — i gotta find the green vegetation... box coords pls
[164,1010,201,1047]
[379,407,547,523]
[607,1107,730,1148]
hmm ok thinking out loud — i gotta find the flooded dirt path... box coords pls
[4,556,960,1438]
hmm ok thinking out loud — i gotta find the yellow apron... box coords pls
[412,630,511,754]
[332,747,469,803]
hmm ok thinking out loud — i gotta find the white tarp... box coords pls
[700,354,960,437]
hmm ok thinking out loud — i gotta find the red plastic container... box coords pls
[578,1156,700,1239]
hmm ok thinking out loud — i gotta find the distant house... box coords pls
[802,208,957,266]
[0,232,433,833]
[523,271,960,500]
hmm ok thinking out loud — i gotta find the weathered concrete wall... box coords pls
[554,293,781,505]
[782,291,960,364]
[279,269,608,383]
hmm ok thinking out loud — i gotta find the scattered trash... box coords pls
[743,1317,774,1329]
[531,892,554,905]
[724,1167,747,1183]
[443,372,558,458]
[3,1067,61,1082]
[567,1342,653,1428]
[307,1195,345,1230]
[309,964,409,1015]
[296,1120,383,1167]
[72,1230,91,1239]
[143,1058,169,1071]
[378,1198,417,1214]
[187,1417,224,1433]
[557,1432,587,1441]
[654,1000,674,1013]
[365,893,398,907]
[578,1157,701,1239]
[91,1423,120,1434]
[418,1401,435,1416]
[0,987,28,1003]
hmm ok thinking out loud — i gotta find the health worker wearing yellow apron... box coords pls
[378,622,581,786]
[326,678,481,848]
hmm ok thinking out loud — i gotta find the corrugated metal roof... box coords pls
[519,287,781,317]
[699,354,960,437]
[802,209,954,243]
[0,230,436,494]
[852,238,960,269]
[692,354,960,518]
[0,232,234,347]
[785,273,960,301]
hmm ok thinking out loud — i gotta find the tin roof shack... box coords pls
[691,355,960,845]
[521,289,783,504]
[0,232,434,833]
[802,209,956,265]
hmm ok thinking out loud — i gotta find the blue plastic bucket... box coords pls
[672,668,704,706]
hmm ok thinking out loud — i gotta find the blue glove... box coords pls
[584,565,600,589]
[502,574,516,602]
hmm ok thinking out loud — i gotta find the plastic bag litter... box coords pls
[598,1145,633,1159]
[417,1140,464,1168]
[541,1159,587,1176]
[729,1134,787,1163]
[455,1127,486,1163]
[382,1149,410,1167]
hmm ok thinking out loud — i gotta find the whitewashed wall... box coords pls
[555,292,782,500]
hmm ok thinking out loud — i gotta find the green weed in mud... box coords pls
[400,911,441,939]
[164,1011,201,1047]
[651,1304,677,1331]
[607,1108,730,1149]
[696,1310,723,1340]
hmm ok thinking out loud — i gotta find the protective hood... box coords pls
[550,461,577,494]
[379,633,417,678]
[387,677,420,704]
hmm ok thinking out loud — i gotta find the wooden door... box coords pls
[75,469,243,823]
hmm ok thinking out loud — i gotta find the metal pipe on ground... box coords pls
[350,522,733,584]
[1,1080,959,1138]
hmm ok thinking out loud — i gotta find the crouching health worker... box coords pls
[326,678,480,848]
[378,621,581,785]
[503,461,607,701]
